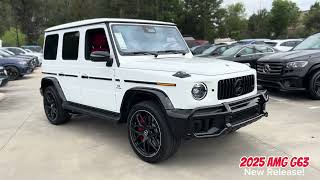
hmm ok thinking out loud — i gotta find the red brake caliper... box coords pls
[137,114,145,141]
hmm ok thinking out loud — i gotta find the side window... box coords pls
[267,47,274,52]
[85,28,110,60]
[256,46,273,53]
[62,31,80,60]
[238,47,255,56]
[44,34,59,60]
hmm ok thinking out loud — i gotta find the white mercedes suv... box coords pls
[40,18,269,163]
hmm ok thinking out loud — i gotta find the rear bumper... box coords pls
[257,74,305,91]
[166,90,269,139]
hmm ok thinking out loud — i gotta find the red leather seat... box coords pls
[91,33,109,52]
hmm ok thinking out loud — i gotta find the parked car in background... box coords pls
[190,44,212,55]
[4,47,43,66]
[216,44,277,69]
[0,66,9,87]
[264,39,303,52]
[196,44,231,57]
[257,33,320,99]
[238,39,270,45]
[0,49,36,70]
[21,45,43,53]
[183,35,209,48]
[0,54,33,80]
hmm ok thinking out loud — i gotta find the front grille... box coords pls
[257,62,283,75]
[218,75,255,100]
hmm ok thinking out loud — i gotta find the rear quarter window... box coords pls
[44,34,59,60]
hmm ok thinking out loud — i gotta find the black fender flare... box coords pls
[308,63,320,75]
[121,87,175,110]
[40,77,66,101]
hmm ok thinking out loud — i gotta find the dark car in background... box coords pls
[3,47,41,67]
[0,66,9,87]
[0,49,36,70]
[21,45,43,53]
[216,44,277,69]
[257,33,320,99]
[0,55,33,80]
[196,44,232,57]
[190,44,212,55]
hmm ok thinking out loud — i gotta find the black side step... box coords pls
[62,102,120,122]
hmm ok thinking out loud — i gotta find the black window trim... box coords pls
[62,31,80,61]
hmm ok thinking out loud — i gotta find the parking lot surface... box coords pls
[0,69,319,180]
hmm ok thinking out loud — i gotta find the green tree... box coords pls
[223,2,247,40]
[248,9,270,38]
[1,27,26,46]
[181,0,225,41]
[304,2,320,35]
[269,0,300,38]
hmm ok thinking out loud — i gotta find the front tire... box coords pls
[308,71,320,100]
[127,101,180,163]
[6,66,20,80]
[43,86,71,125]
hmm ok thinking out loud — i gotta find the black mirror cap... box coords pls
[90,51,113,66]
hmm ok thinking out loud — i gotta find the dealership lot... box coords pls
[0,69,319,180]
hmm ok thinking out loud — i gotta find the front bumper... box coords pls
[0,76,9,87]
[258,74,305,91]
[166,90,269,139]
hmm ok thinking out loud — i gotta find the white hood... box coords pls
[120,56,252,76]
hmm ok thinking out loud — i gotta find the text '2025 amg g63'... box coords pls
[40,18,269,163]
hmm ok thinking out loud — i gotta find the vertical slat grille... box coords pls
[218,75,255,100]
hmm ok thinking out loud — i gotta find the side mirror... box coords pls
[236,54,242,58]
[90,51,113,67]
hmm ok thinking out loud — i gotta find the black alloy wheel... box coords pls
[5,66,20,80]
[129,110,161,158]
[44,89,58,121]
[127,101,181,163]
[43,86,70,125]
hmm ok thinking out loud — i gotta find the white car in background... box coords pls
[265,39,303,52]
[4,47,43,66]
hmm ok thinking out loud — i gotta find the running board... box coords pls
[62,102,120,122]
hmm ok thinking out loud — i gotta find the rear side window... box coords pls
[44,34,59,60]
[62,31,80,60]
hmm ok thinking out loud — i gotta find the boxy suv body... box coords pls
[40,18,269,163]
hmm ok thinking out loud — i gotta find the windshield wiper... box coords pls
[123,51,159,57]
[156,50,187,56]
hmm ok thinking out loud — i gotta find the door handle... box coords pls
[81,74,89,79]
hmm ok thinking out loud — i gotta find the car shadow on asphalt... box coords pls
[65,114,265,166]
[267,89,311,101]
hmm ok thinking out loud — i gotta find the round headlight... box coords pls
[191,83,208,100]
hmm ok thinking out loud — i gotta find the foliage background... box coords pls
[0,0,319,46]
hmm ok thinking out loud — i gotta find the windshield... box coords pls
[0,50,11,57]
[294,34,320,50]
[201,46,218,55]
[23,46,42,53]
[221,45,243,56]
[111,24,189,55]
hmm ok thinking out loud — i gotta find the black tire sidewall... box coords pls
[43,86,70,125]
[309,71,320,100]
[6,66,20,80]
[127,101,179,163]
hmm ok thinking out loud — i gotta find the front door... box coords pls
[78,24,117,112]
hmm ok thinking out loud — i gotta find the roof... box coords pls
[45,18,175,32]
[265,39,303,43]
